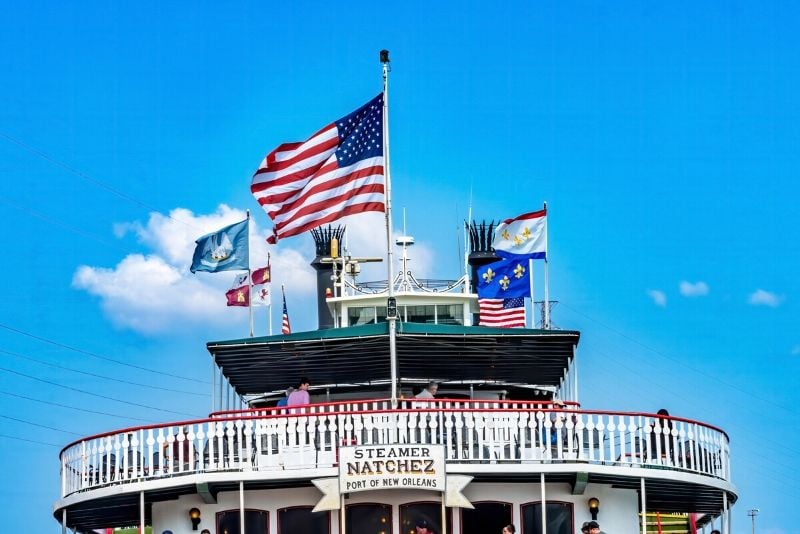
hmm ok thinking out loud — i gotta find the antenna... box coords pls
[747,509,759,534]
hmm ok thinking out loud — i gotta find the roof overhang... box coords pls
[206,322,580,395]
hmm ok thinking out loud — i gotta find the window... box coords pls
[278,506,329,534]
[461,502,512,534]
[216,509,268,534]
[406,305,435,324]
[349,306,377,326]
[345,503,391,534]
[436,304,463,325]
[521,502,573,534]
[399,502,451,534]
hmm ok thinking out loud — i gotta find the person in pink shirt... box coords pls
[287,377,311,407]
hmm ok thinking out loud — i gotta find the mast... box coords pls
[543,201,550,329]
[247,209,254,337]
[381,49,399,408]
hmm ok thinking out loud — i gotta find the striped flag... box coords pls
[251,94,385,243]
[478,297,526,328]
[281,290,291,335]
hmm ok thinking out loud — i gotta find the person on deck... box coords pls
[276,387,293,407]
[415,381,438,399]
[287,377,310,407]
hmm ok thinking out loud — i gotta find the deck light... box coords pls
[588,497,600,520]
[189,507,201,530]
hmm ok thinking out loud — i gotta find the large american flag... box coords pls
[251,94,385,243]
[478,297,526,328]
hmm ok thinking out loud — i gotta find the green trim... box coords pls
[208,322,579,348]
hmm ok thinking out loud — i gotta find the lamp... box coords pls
[189,507,201,530]
[588,497,600,520]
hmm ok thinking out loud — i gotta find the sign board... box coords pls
[338,444,446,494]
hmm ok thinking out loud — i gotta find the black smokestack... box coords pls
[467,220,500,325]
[310,225,346,329]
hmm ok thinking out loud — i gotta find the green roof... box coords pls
[207,322,580,395]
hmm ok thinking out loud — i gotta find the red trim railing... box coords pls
[58,400,731,498]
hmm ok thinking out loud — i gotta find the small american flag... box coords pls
[281,291,291,335]
[251,94,385,243]
[478,297,526,328]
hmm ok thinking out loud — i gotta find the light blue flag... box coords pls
[190,219,249,273]
[476,257,532,299]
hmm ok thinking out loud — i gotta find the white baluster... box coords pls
[595,418,606,463]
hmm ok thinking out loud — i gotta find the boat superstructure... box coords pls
[53,224,737,534]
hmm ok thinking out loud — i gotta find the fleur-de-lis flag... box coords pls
[476,258,531,299]
[492,209,547,260]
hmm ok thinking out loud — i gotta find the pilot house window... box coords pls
[348,304,462,326]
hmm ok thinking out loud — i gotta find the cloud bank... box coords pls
[74,208,438,335]
[74,205,316,334]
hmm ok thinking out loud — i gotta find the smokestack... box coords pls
[310,225,346,330]
[466,220,500,324]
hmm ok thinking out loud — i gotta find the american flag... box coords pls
[281,291,291,335]
[251,94,385,243]
[478,297,526,328]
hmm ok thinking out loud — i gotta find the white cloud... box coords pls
[75,206,446,335]
[679,280,709,297]
[74,205,315,335]
[748,289,784,308]
[646,289,667,307]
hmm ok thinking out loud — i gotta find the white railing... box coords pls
[59,400,730,498]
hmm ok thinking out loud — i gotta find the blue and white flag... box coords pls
[492,209,547,260]
[476,257,532,299]
[190,219,250,273]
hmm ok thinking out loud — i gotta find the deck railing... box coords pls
[59,399,730,498]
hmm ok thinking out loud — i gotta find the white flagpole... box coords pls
[529,258,535,328]
[543,201,550,329]
[464,189,472,290]
[247,210,254,337]
[381,50,399,408]
[267,252,273,336]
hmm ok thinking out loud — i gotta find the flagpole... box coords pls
[529,259,535,328]
[381,50,399,409]
[247,210,254,337]
[543,202,550,330]
[464,194,472,292]
[268,252,273,336]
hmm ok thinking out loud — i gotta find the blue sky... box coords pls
[2,1,798,532]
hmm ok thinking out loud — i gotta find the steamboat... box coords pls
[53,223,737,534]
[54,51,736,534]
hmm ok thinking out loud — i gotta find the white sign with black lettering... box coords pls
[338,444,446,494]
